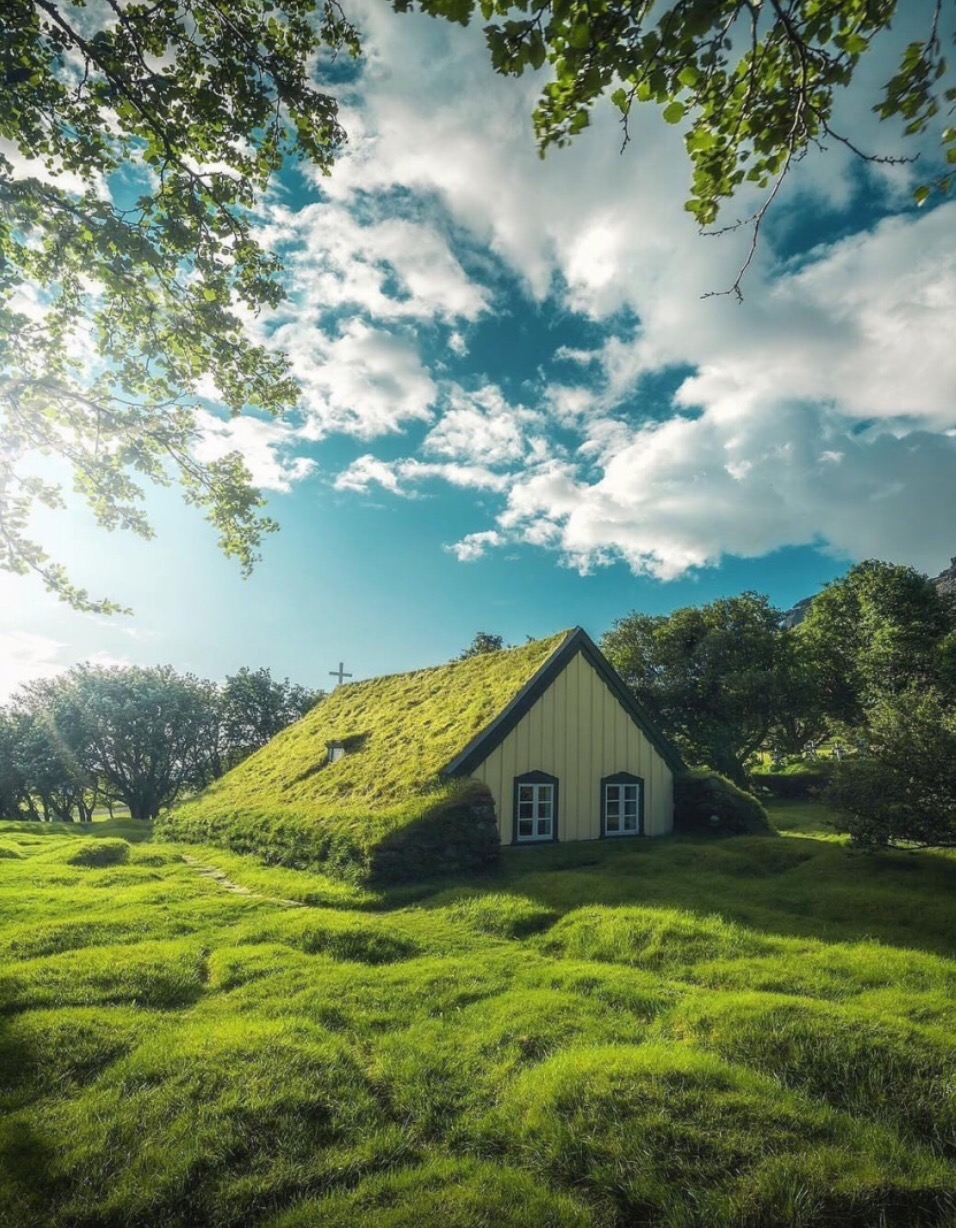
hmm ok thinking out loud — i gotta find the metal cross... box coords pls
[329,661,352,686]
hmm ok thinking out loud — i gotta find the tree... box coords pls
[0,660,319,822]
[601,592,811,784]
[220,667,321,766]
[405,0,956,297]
[2,0,360,612]
[8,678,96,821]
[0,707,30,820]
[457,632,506,659]
[798,560,955,726]
[69,664,217,818]
[826,686,956,849]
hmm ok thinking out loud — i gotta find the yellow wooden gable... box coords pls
[443,628,681,845]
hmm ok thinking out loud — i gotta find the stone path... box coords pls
[181,853,304,907]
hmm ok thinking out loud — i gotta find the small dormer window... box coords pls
[327,743,346,764]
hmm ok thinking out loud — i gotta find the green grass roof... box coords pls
[175,631,571,826]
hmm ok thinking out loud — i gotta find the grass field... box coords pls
[1,803,955,1227]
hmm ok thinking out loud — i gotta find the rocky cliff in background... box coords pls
[783,557,956,627]
[935,556,956,598]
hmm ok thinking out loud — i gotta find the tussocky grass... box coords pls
[0,801,954,1228]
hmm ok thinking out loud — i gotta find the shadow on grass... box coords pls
[0,1017,59,1225]
[0,818,153,843]
[386,805,956,960]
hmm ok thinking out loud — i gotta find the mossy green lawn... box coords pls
[160,633,568,878]
[2,803,955,1228]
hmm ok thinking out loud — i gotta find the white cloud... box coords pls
[333,454,406,495]
[445,530,502,562]
[497,406,956,579]
[193,411,315,492]
[278,318,438,441]
[423,385,541,465]
[262,203,488,325]
[334,453,509,495]
[0,633,66,701]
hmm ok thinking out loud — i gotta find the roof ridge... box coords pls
[328,628,577,692]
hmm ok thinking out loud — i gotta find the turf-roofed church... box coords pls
[449,628,682,844]
[164,628,684,883]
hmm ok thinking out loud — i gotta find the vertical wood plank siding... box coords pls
[470,650,674,844]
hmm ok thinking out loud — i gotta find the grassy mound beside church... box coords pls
[159,634,568,882]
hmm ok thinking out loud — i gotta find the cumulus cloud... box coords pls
[498,406,956,579]
[445,530,502,562]
[224,1,956,579]
[193,411,315,492]
[261,203,488,325]
[277,318,438,441]
[303,2,956,580]
[423,385,542,465]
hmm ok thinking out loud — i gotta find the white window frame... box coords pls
[603,780,642,837]
[515,780,556,843]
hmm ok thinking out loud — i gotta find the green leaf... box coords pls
[662,100,686,124]
[568,22,590,50]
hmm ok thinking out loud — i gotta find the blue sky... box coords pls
[2,0,955,697]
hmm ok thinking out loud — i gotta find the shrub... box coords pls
[674,770,773,836]
[825,688,956,849]
[64,838,131,868]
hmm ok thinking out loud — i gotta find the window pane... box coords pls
[538,784,553,803]
[606,785,620,802]
[519,785,534,802]
[518,819,533,837]
[606,800,620,818]
[623,813,638,830]
[606,814,620,832]
[537,802,551,820]
[519,802,534,819]
[536,817,552,837]
[623,785,638,803]
[624,801,638,817]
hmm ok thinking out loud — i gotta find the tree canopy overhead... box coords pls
[1,0,360,612]
[403,0,955,295]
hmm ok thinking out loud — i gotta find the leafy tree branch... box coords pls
[401,0,955,298]
[1,0,360,611]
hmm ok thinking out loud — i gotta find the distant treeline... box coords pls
[596,560,956,849]
[0,666,321,822]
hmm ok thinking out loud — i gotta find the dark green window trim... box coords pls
[600,771,644,838]
[512,770,559,845]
